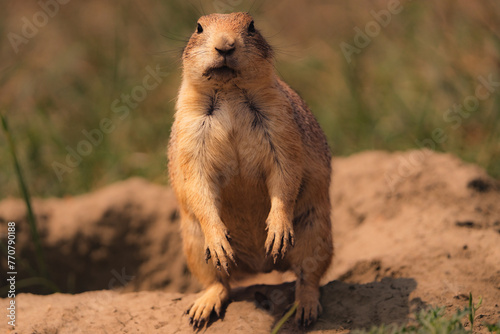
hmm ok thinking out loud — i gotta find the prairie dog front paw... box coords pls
[204,227,236,274]
[265,217,295,262]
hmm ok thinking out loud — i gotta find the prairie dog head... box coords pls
[182,12,274,88]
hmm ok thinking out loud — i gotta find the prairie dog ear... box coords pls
[248,21,255,34]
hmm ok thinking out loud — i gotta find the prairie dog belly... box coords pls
[220,176,271,272]
[216,97,276,271]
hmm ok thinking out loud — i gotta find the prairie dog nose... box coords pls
[214,34,236,56]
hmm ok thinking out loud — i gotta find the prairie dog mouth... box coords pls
[203,65,237,81]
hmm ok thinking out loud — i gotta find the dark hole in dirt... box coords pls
[455,220,480,228]
[467,178,492,193]
[455,221,476,228]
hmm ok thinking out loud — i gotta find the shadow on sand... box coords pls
[231,277,422,333]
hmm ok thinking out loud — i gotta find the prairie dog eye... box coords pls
[248,21,255,33]
[197,23,203,34]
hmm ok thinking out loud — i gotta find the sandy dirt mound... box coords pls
[0,178,200,294]
[7,279,417,334]
[1,150,499,333]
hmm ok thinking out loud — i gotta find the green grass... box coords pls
[354,307,471,334]
[1,114,46,274]
[0,1,499,199]
[352,294,499,334]
[270,294,498,334]
[0,113,58,293]
[271,301,299,334]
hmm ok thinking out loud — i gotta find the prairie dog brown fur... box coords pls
[168,12,333,328]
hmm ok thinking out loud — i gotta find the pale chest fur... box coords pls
[174,85,295,188]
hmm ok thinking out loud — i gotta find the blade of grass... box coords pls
[468,292,482,332]
[0,112,50,284]
[271,301,298,334]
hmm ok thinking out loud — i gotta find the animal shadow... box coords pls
[232,277,421,333]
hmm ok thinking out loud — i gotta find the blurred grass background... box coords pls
[1,0,499,199]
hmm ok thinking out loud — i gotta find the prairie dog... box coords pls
[168,12,333,328]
